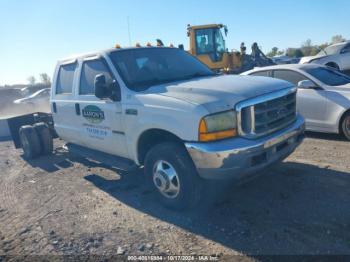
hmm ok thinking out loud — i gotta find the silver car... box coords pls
[242,64,350,140]
[13,88,51,113]
[14,88,50,104]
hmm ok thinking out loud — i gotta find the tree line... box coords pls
[27,73,51,86]
[266,35,347,58]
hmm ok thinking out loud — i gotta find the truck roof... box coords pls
[188,24,224,30]
[58,46,175,64]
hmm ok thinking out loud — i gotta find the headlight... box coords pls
[198,110,237,142]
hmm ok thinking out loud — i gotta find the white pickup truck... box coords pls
[15,47,305,209]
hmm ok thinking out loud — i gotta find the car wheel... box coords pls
[341,112,350,141]
[19,125,41,159]
[326,62,340,71]
[144,142,203,210]
[33,122,53,155]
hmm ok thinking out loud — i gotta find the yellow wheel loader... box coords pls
[186,24,275,74]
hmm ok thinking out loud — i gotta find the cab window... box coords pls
[195,28,225,62]
[195,29,213,55]
[80,59,113,95]
[273,70,308,85]
[56,63,77,94]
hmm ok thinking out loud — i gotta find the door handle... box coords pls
[75,103,80,115]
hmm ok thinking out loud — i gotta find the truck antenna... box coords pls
[127,16,132,46]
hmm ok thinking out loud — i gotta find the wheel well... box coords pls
[339,109,350,134]
[137,129,183,165]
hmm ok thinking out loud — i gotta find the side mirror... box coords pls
[297,80,316,89]
[94,74,121,101]
[94,74,108,99]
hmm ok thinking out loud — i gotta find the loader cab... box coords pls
[194,26,226,62]
[187,24,232,71]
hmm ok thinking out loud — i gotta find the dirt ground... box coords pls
[0,132,349,261]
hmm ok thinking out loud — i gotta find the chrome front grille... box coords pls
[236,88,297,138]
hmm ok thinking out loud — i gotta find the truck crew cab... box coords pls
[18,46,305,210]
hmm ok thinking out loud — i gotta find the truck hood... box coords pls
[147,75,293,113]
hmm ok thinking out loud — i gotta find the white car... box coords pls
[242,64,350,140]
[299,41,350,72]
[14,88,51,112]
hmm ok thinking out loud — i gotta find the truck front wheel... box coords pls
[144,142,203,210]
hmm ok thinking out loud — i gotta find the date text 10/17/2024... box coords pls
[127,255,220,261]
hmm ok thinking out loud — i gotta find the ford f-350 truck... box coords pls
[13,47,305,209]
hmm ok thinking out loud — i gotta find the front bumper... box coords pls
[185,114,305,180]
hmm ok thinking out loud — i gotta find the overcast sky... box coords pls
[1,0,349,85]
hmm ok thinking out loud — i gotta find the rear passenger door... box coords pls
[51,61,84,145]
[76,57,128,158]
[272,69,327,129]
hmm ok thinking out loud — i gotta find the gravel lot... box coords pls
[0,133,349,260]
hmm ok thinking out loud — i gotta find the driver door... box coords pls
[272,70,327,130]
[76,57,128,158]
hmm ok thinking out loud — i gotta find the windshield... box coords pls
[304,67,350,86]
[109,48,214,91]
[317,44,343,56]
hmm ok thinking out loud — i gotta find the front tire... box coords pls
[341,112,350,141]
[144,142,203,210]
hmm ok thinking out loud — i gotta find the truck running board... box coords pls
[64,143,137,171]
